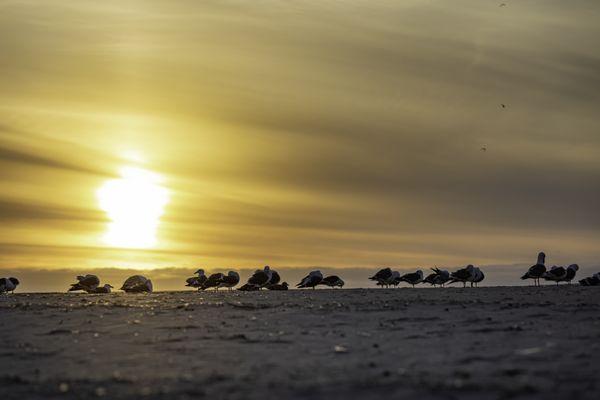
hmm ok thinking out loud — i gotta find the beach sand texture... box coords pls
[1,287,598,399]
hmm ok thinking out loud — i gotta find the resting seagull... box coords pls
[246,266,273,290]
[0,277,19,294]
[268,282,289,291]
[69,275,100,293]
[579,273,600,286]
[219,271,240,291]
[369,268,393,288]
[296,270,323,289]
[318,275,345,288]
[521,252,546,286]
[120,275,153,293]
[400,270,424,287]
[449,265,476,287]
[560,264,579,284]
[186,269,207,289]
[90,284,114,294]
[542,266,567,285]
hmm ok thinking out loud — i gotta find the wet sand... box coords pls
[1,287,599,399]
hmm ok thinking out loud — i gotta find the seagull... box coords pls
[318,275,345,288]
[268,270,281,286]
[389,271,402,287]
[202,273,225,291]
[296,270,323,289]
[247,266,273,290]
[89,284,114,294]
[472,267,485,287]
[521,252,546,286]
[432,268,451,286]
[238,283,261,291]
[560,264,579,284]
[369,268,393,288]
[500,103,507,108]
[542,266,567,285]
[69,275,100,293]
[218,271,240,291]
[448,265,476,287]
[186,269,207,289]
[0,277,19,294]
[481,145,487,152]
[400,270,424,287]
[268,282,289,291]
[579,273,600,286]
[120,275,153,293]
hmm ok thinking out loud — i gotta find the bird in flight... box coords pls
[481,145,487,152]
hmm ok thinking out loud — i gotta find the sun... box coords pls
[97,166,170,248]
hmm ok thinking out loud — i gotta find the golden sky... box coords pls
[1,0,599,274]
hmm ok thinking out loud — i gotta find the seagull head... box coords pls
[537,252,546,264]
[9,277,20,286]
[263,265,270,272]
[416,270,423,278]
[466,265,475,272]
[228,271,240,278]
[567,264,579,271]
[195,269,205,275]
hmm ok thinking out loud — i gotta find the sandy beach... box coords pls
[1,286,598,399]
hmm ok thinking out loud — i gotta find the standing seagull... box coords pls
[318,275,345,288]
[542,266,567,285]
[400,270,424,287]
[186,269,207,289]
[218,271,240,291]
[0,277,19,294]
[432,268,450,287]
[472,267,485,287]
[120,275,153,293]
[202,273,225,291]
[296,270,323,289]
[521,252,546,286]
[246,266,273,290]
[369,268,393,288]
[448,265,476,287]
[560,264,579,284]
[69,275,100,293]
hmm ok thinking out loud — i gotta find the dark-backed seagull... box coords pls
[449,265,476,287]
[90,284,114,294]
[579,273,600,286]
[432,268,450,286]
[247,266,273,290]
[318,275,345,288]
[400,270,423,287]
[69,275,100,293]
[0,277,19,294]
[219,271,240,291]
[186,269,207,289]
[369,268,393,288]
[543,266,567,285]
[202,273,224,291]
[120,275,153,293]
[521,252,546,286]
[296,270,323,289]
[560,264,579,284]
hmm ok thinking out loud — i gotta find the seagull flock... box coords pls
[0,251,598,294]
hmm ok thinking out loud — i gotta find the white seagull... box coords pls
[560,264,579,284]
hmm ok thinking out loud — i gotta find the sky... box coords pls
[1,1,599,290]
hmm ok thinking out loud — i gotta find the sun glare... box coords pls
[97,166,169,248]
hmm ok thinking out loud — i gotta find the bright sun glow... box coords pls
[97,166,169,248]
